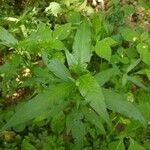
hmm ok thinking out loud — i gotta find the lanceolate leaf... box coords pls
[2,82,75,130]
[73,19,91,68]
[0,26,18,47]
[47,59,72,82]
[77,74,111,126]
[103,89,146,128]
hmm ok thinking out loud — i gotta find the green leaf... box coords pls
[65,50,78,67]
[126,76,149,91]
[66,108,86,149]
[129,138,146,150]
[47,59,72,82]
[103,37,117,46]
[51,111,65,133]
[137,43,150,65]
[138,102,150,121]
[77,74,111,126]
[126,59,141,73]
[92,13,103,36]
[138,0,150,9]
[81,106,105,134]
[121,28,139,42]
[122,4,135,16]
[21,139,36,150]
[95,68,119,86]
[95,41,111,61]
[52,40,66,50]
[2,83,74,130]
[145,69,150,80]
[53,23,72,40]
[66,11,81,24]
[137,68,150,80]
[95,37,117,61]
[0,26,18,47]
[37,22,52,40]
[108,139,125,150]
[73,19,91,68]
[103,89,146,128]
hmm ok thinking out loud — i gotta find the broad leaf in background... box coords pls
[53,23,72,40]
[72,19,91,69]
[2,83,74,130]
[137,43,150,65]
[108,139,125,150]
[21,139,36,150]
[66,11,81,24]
[37,22,52,40]
[0,26,18,47]
[47,59,72,82]
[138,102,150,121]
[77,74,111,126]
[103,89,146,128]
[129,138,146,150]
[95,37,117,61]
[121,28,139,42]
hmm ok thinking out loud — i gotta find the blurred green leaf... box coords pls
[137,43,150,65]
[121,28,139,42]
[21,139,36,150]
[108,139,125,150]
[129,138,146,150]
[95,37,117,61]
[0,26,18,47]
[53,23,72,40]
[51,111,65,133]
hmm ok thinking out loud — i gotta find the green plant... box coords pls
[0,1,150,149]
